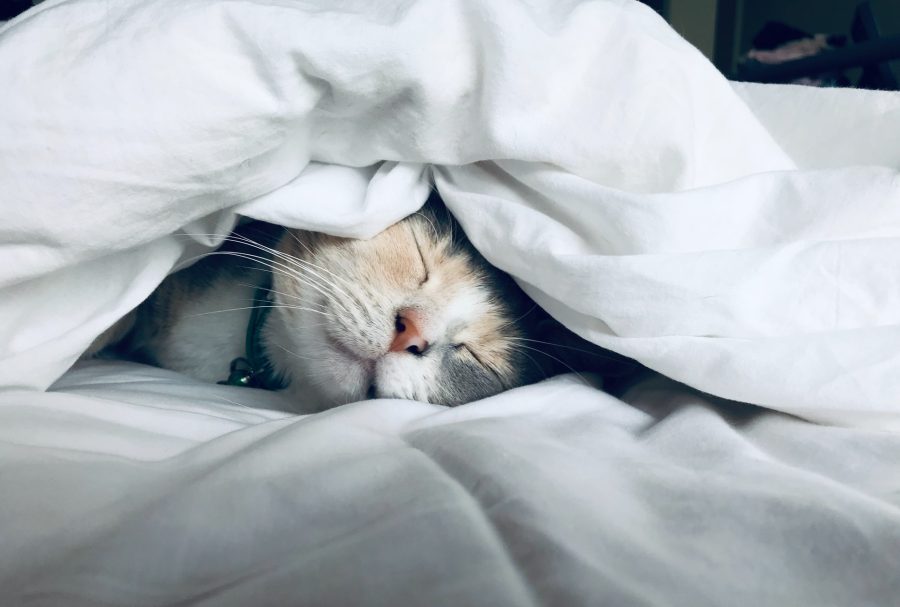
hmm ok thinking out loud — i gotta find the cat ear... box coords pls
[530,315,641,379]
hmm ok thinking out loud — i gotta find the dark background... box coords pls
[641,0,900,79]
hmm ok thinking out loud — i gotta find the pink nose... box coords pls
[390,310,429,355]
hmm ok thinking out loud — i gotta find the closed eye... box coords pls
[455,343,503,384]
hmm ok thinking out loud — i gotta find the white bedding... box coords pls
[1,362,898,605]
[1,0,900,604]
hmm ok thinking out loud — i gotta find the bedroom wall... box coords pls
[738,0,900,82]
[668,0,718,60]
[667,0,900,79]
[740,0,900,55]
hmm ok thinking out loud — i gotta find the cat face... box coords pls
[264,202,540,411]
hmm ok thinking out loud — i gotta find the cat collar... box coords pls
[219,284,279,390]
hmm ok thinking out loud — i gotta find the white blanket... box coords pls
[1,362,898,605]
[2,0,900,604]
[2,0,900,425]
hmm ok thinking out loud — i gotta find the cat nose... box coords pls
[391,311,429,355]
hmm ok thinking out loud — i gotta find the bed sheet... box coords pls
[0,361,898,605]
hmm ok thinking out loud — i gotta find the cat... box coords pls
[93,194,636,412]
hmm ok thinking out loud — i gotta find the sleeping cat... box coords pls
[94,194,635,412]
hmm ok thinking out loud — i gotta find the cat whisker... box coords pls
[208,250,355,318]
[280,231,359,290]
[180,232,356,305]
[508,337,638,365]
[504,346,547,385]
[413,211,440,240]
[507,342,588,385]
[228,232,358,298]
[157,205,571,412]
[214,395,255,410]
[253,263,344,308]
[443,203,457,243]
[262,260,356,317]
[272,343,318,361]
[284,228,314,255]
[187,304,336,319]
[280,266,355,314]
[496,304,539,333]
[237,280,331,315]
[272,273,356,319]
[216,392,304,416]
[179,233,371,324]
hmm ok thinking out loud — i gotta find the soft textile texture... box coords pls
[1,0,899,425]
[2,0,900,604]
[1,362,899,605]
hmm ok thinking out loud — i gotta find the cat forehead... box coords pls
[280,219,511,329]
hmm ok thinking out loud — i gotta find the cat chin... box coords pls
[269,312,436,409]
[279,346,437,411]
[280,349,372,413]
[372,353,434,402]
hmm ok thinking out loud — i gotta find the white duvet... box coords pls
[1,0,900,604]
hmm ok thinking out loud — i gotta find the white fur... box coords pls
[156,283,255,383]
[269,279,493,411]
[374,353,437,402]
[440,285,489,339]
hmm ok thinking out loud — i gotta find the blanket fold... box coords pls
[1,0,899,425]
